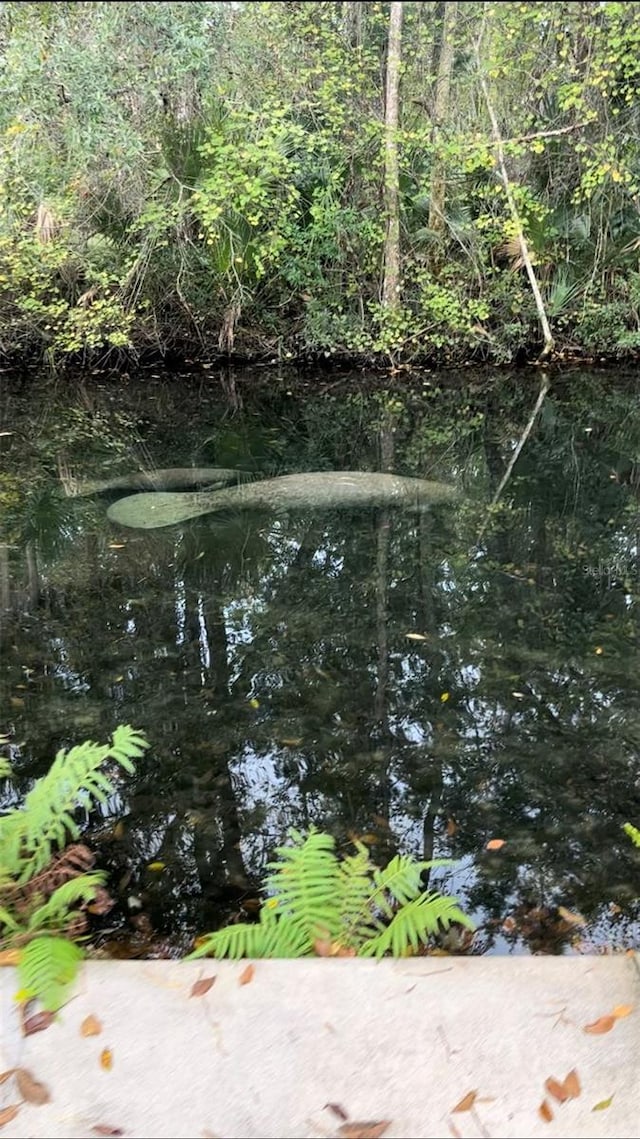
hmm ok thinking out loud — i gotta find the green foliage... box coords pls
[0,725,148,1011]
[187,828,473,960]
[623,822,640,849]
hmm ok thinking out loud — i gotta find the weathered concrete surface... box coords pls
[0,957,638,1139]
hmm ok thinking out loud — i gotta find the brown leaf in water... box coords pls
[190,977,216,998]
[0,1105,20,1128]
[538,1100,554,1123]
[239,964,255,985]
[485,838,505,851]
[584,1015,615,1034]
[452,1090,478,1113]
[22,1010,54,1036]
[81,1014,103,1037]
[337,1122,390,1139]
[15,1067,50,1105]
[446,818,458,837]
[91,1127,125,1136]
[324,1102,349,1121]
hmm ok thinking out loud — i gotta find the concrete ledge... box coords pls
[1,957,638,1138]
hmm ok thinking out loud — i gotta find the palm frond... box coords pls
[18,935,83,1011]
[360,892,474,958]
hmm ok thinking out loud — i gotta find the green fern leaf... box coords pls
[623,822,640,848]
[0,905,20,934]
[267,828,342,945]
[27,873,107,933]
[361,891,474,958]
[18,935,83,1011]
[338,844,380,947]
[186,907,309,960]
[0,758,12,780]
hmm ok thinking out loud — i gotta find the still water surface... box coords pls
[1,368,639,955]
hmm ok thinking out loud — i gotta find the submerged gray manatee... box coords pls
[107,471,459,530]
[67,467,246,497]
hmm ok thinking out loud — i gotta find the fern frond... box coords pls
[0,906,20,935]
[18,935,83,1011]
[27,873,107,932]
[266,828,342,945]
[186,907,310,960]
[0,757,12,779]
[338,844,380,947]
[624,822,640,848]
[0,726,148,883]
[360,891,474,958]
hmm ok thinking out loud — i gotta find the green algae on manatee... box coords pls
[107,471,460,530]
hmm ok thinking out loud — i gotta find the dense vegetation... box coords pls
[1,1,640,367]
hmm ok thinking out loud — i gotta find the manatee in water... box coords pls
[65,467,247,497]
[107,471,459,530]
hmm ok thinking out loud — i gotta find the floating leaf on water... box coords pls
[452,1090,477,1113]
[147,861,165,872]
[249,698,260,709]
[280,738,303,747]
[557,906,586,926]
[511,691,525,698]
[485,839,505,851]
[190,977,216,998]
[592,1096,614,1112]
[15,1067,50,1105]
[440,692,450,702]
[584,1015,615,1034]
[100,1048,113,1070]
[594,646,604,654]
[239,964,255,985]
[405,632,428,641]
[81,1014,102,1037]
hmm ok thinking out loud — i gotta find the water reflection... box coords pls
[1,370,639,955]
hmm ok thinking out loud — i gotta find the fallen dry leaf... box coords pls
[239,964,255,986]
[190,977,216,998]
[15,1068,50,1105]
[0,1105,20,1128]
[557,906,586,926]
[324,1103,349,1121]
[91,1127,125,1136]
[485,839,505,851]
[81,1014,103,1037]
[584,1015,615,1034]
[100,1048,113,1071]
[0,1072,14,1086]
[337,1122,390,1139]
[545,1077,569,1103]
[592,1096,614,1112]
[446,818,458,837]
[447,1121,462,1139]
[563,1069,581,1099]
[612,1004,633,1019]
[538,1099,554,1123]
[0,949,21,967]
[452,1090,478,1113]
[22,1010,54,1036]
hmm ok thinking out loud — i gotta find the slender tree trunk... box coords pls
[428,1,458,242]
[475,23,554,358]
[382,1,403,310]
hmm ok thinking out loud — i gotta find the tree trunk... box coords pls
[428,1,458,242]
[382,1,403,310]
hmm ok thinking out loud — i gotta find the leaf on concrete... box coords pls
[452,1090,478,1113]
[22,1010,54,1036]
[91,1127,125,1136]
[0,949,21,966]
[337,1122,391,1139]
[0,1105,20,1128]
[190,977,216,998]
[538,1100,554,1123]
[447,1121,462,1139]
[584,1015,615,1034]
[81,1014,103,1037]
[323,1103,349,1121]
[100,1048,113,1070]
[15,1068,50,1105]
[612,1004,633,1019]
[592,1096,614,1111]
[563,1069,581,1099]
[239,964,255,985]
[0,1071,15,1086]
[545,1077,569,1103]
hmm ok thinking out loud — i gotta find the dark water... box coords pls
[1,367,639,956]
